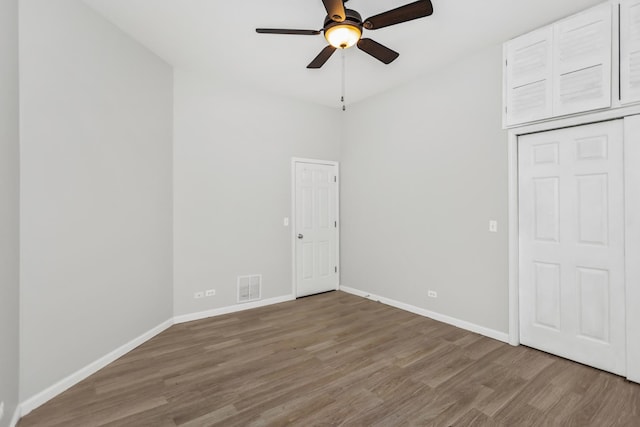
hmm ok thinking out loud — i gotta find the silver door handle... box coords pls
[297,234,304,239]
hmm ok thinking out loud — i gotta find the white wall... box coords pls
[19,0,173,400]
[341,44,509,334]
[0,0,20,423]
[173,70,341,316]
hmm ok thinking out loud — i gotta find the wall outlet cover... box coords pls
[205,289,216,297]
[194,291,204,299]
[428,290,438,298]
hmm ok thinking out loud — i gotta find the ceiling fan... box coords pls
[256,0,434,69]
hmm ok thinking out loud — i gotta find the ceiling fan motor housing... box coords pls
[324,8,363,29]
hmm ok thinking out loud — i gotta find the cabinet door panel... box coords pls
[505,26,553,126]
[621,0,640,104]
[553,3,612,116]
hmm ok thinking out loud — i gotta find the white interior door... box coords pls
[294,160,338,298]
[518,120,626,376]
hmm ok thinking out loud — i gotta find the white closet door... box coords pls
[623,115,640,383]
[553,3,612,116]
[620,0,640,104]
[519,120,626,376]
[505,26,554,126]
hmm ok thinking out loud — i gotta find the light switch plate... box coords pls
[489,220,498,233]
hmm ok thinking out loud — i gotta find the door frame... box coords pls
[291,157,340,298]
[507,105,640,382]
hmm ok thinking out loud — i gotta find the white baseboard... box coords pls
[9,404,21,427]
[173,295,295,324]
[339,286,509,343]
[20,318,174,417]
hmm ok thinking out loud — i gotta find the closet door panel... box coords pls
[623,115,640,384]
[519,120,626,376]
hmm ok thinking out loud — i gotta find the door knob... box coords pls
[297,234,304,239]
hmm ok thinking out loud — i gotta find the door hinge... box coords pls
[335,266,338,273]
[334,176,337,182]
[334,221,337,228]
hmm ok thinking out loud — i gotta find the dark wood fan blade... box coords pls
[322,0,346,22]
[307,45,337,69]
[357,38,399,64]
[363,0,433,30]
[256,28,321,35]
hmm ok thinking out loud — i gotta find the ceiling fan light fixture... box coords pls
[256,1,434,67]
[324,24,361,49]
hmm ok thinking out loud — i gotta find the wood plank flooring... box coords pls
[18,291,640,426]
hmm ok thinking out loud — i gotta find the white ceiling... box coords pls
[83,0,605,108]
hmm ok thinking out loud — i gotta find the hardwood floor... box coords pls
[18,291,640,426]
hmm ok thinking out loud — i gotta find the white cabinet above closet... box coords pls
[620,0,640,104]
[504,27,553,125]
[504,3,613,127]
[553,4,612,116]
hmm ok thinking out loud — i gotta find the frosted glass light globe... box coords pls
[325,25,361,49]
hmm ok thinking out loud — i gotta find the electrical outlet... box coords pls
[489,220,498,233]
[0,401,4,421]
[205,289,216,297]
[194,291,204,299]
[428,290,438,298]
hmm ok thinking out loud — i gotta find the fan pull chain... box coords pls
[341,48,346,111]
